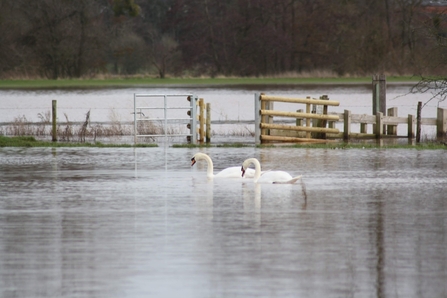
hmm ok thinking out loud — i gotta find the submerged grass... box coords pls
[0,136,157,148]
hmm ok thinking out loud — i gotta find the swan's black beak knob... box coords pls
[191,157,196,167]
[241,166,246,177]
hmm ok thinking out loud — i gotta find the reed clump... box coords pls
[4,110,136,142]
[0,135,157,147]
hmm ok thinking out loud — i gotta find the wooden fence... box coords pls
[254,93,340,144]
[255,93,447,144]
[337,107,447,140]
[197,98,211,143]
[186,97,210,143]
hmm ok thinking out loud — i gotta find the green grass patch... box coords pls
[0,76,420,89]
[2,136,445,149]
[0,136,157,148]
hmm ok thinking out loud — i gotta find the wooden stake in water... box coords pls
[52,100,57,142]
[416,101,422,143]
[199,98,205,143]
[206,103,211,143]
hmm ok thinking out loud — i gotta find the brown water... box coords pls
[1,147,446,297]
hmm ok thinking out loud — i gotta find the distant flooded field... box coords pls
[0,84,444,142]
[1,146,446,297]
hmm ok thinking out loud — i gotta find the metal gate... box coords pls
[133,94,198,144]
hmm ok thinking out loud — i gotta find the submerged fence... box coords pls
[133,94,198,144]
[255,93,447,144]
[133,94,211,144]
[337,107,447,140]
[254,93,341,144]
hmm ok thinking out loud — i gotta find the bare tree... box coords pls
[410,4,447,108]
[148,34,181,78]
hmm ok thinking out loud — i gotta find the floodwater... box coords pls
[1,146,446,298]
[0,84,445,139]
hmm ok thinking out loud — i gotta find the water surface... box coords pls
[1,147,446,297]
[1,84,444,138]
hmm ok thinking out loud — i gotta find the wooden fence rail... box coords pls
[255,93,341,144]
[255,93,447,144]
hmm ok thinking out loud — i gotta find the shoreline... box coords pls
[0,76,420,90]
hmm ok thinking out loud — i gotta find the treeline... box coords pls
[0,0,446,79]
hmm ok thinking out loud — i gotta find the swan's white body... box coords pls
[242,158,302,184]
[191,153,256,179]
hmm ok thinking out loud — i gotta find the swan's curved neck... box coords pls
[247,158,262,182]
[201,154,214,178]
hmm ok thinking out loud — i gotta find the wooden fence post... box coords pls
[437,107,447,139]
[315,95,329,139]
[408,114,415,138]
[199,98,204,143]
[344,110,351,140]
[372,74,386,115]
[206,103,211,143]
[360,123,367,134]
[387,107,397,135]
[266,100,274,136]
[376,112,383,138]
[372,74,386,133]
[260,93,268,138]
[296,109,303,126]
[52,100,57,142]
[306,96,311,139]
[416,101,422,143]
[255,93,261,145]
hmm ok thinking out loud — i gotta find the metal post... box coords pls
[254,93,261,145]
[190,95,198,144]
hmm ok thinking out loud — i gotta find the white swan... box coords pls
[241,158,302,184]
[191,152,256,179]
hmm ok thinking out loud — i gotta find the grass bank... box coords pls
[0,76,420,89]
[0,136,157,148]
[1,136,445,149]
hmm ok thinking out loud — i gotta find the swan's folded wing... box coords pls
[215,166,245,178]
[273,175,302,184]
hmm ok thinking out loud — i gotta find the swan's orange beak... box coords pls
[191,157,196,167]
[241,166,246,177]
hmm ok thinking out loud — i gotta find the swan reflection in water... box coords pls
[190,174,307,224]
